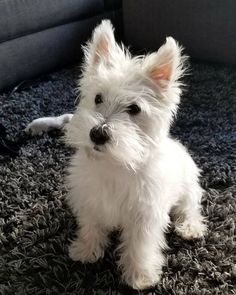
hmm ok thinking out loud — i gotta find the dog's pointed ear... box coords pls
[83,20,116,67]
[142,37,186,90]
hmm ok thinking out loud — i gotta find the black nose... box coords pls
[90,125,110,145]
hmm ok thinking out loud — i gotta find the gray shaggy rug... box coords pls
[0,62,235,295]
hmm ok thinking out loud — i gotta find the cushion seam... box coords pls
[0,11,104,45]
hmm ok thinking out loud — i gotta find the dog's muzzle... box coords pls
[90,124,110,145]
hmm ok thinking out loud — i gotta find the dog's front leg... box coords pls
[118,213,168,290]
[68,216,109,264]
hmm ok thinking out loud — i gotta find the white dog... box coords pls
[26,20,206,290]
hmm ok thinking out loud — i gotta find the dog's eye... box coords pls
[127,104,141,115]
[95,94,103,105]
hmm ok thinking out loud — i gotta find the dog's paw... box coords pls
[175,219,207,240]
[123,270,161,290]
[119,256,163,290]
[69,238,105,263]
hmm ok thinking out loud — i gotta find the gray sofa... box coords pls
[123,0,236,64]
[0,0,122,91]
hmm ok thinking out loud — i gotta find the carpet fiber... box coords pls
[0,62,235,295]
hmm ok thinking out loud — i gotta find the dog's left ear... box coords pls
[83,19,116,67]
[142,37,186,91]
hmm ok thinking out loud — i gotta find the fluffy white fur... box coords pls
[26,20,207,290]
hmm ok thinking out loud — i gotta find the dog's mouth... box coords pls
[93,145,102,152]
[93,144,108,153]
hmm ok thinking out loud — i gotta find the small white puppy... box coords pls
[26,20,206,290]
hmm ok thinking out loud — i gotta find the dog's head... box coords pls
[66,20,187,171]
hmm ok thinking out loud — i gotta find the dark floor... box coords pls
[0,62,235,295]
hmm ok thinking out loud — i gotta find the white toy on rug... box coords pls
[25,114,73,135]
[26,20,206,290]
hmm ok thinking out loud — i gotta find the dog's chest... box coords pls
[88,162,136,227]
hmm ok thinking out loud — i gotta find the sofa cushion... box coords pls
[0,17,101,91]
[0,0,103,43]
[123,0,236,64]
[104,0,122,10]
[0,8,122,91]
